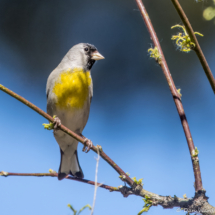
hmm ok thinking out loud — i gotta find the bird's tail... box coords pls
[58,148,84,180]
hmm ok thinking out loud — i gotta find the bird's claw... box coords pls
[53,116,61,133]
[82,138,93,153]
[43,116,61,131]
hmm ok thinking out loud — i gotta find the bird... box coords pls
[46,43,104,180]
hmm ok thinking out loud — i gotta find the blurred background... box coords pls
[0,0,215,214]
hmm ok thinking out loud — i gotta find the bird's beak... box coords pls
[91,51,105,60]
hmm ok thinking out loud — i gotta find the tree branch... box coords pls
[0,84,134,187]
[120,186,215,215]
[135,0,203,192]
[171,0,215,94]
[2,171,214,214]
[0,171,119,192]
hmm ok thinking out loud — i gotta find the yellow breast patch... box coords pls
[53,68,92,109]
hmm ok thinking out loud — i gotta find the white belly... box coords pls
[53,99,90,152]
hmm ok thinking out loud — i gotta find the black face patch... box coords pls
[84,43,97,70]
[86,59,95,70]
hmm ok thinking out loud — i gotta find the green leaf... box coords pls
[67,204,77,215]
[77,204,92,215]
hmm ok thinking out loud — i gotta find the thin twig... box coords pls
[171,0,215,94]
[1,171,214,213]
[90,149,100,215]
[0,171,118,192]
[0,84,134,187]
[135,0,203,191]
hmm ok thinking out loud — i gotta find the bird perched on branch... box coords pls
[46,43,104,180]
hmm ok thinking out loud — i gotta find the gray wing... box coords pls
[46,69,58,117]
[46,91,54,117]
[89,79,93,104]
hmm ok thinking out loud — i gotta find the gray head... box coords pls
[59,43,104,71]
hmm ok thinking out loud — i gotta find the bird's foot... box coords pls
[43,115,61,131]
[53,116,61,129]
[82,138,93,153]
[53,116,61,133]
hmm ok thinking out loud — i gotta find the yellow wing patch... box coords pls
[53,68,92,109]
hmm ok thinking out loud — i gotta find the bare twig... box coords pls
[0,171,118,192]
[1,171,214,214]
[171,0,215,94]
[0,84,134,187]
[90,149,101,215]
[135,0,203,191]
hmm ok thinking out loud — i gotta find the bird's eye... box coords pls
[84,47,89,52]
